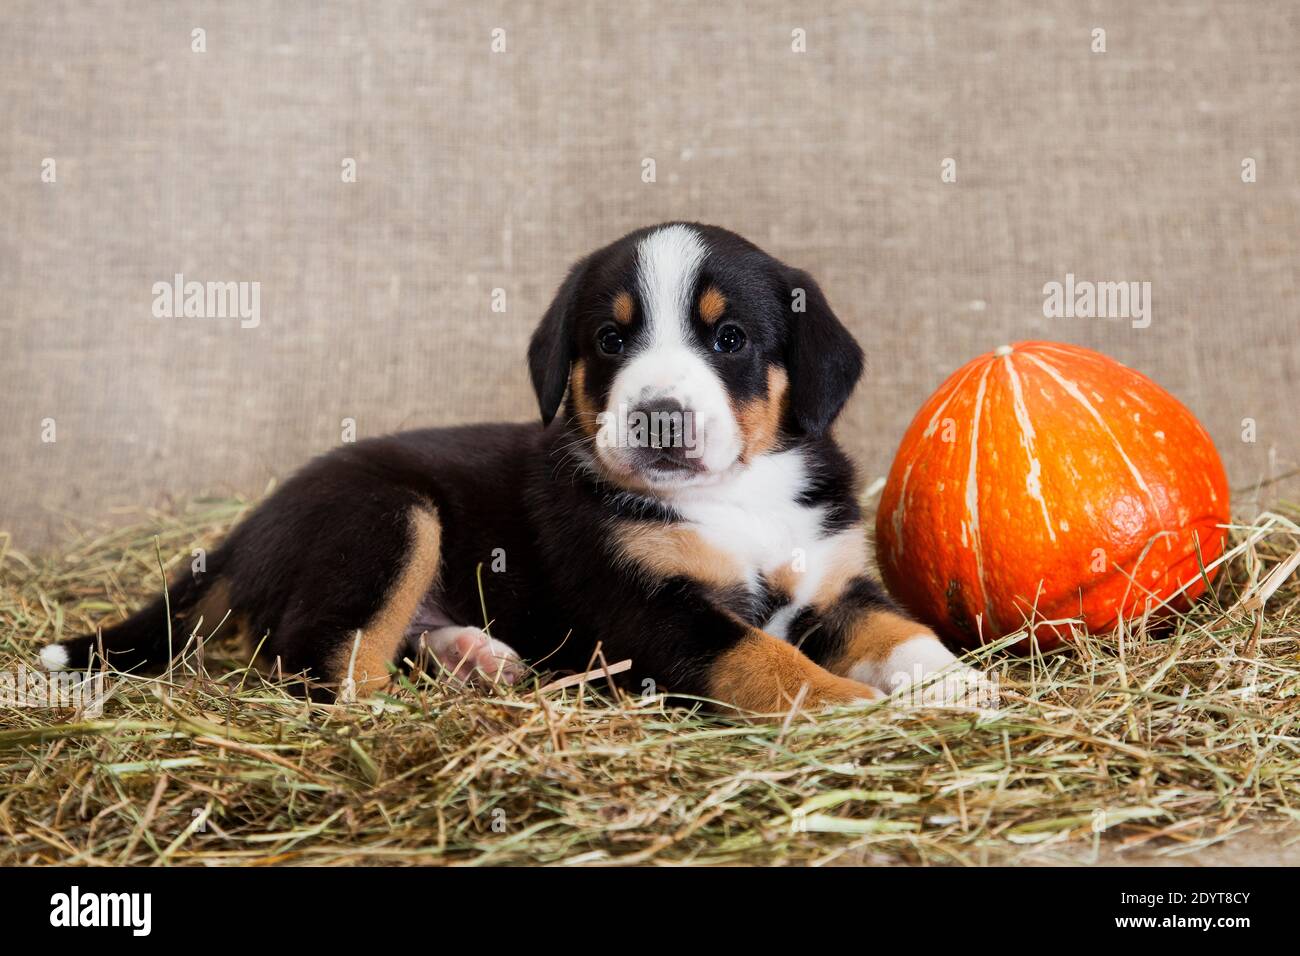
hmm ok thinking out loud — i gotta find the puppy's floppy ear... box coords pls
[528,257,589,425]
[782,267,864,438]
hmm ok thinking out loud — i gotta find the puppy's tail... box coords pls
[39,553,226,674]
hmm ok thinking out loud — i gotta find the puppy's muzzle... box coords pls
[629,398,704,474]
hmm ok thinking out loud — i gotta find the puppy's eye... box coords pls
[713,324,747,353]
[597,326,625,355]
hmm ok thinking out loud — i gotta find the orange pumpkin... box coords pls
[875,341,1230,650]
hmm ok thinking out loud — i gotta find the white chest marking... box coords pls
[663,449,857,638]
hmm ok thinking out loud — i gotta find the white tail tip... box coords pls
[39,644,69,671]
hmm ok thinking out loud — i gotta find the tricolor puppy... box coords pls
[42,223,978,711]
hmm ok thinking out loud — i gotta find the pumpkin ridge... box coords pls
[1001,351,1056,544]
[964,361,997,632]
[889,359,986,564]
[1029,513,1228,637]
[1021,350,1165,531]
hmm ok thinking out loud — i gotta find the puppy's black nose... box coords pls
[636,398,686,450]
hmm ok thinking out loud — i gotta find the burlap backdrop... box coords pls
[2,0,1296,549]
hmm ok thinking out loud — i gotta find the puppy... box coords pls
[41,223,976,711]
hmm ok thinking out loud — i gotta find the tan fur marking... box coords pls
[612,290,634,325]
[734,366,789,461]
[616,523,747,590]
[181,579,252,658]
[329,506,442,695]
[569,359,600,439]
[709,629,880,713]
[698,286,727,325]
[827,609,934,678]
[809,532,871,610]
[766,563,800,601]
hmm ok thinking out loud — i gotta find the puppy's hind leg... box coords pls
[324,505,444,702]
[416,626,525,686]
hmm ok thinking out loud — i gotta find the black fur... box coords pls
[528,258,588,425]
[782,267,865,438]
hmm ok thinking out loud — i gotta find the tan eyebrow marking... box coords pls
[612,290,634,325]
[698,286,727,325]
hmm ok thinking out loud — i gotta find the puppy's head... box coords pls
[528,223,862,491]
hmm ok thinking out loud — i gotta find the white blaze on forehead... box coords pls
[593,224,742,479]
[635,224,708,350]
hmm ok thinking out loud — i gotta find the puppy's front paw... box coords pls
[890,661,998,709]
[850,634,997,709]
[421,626,525,685]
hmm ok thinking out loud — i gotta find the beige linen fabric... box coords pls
[1,1,1295,547]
